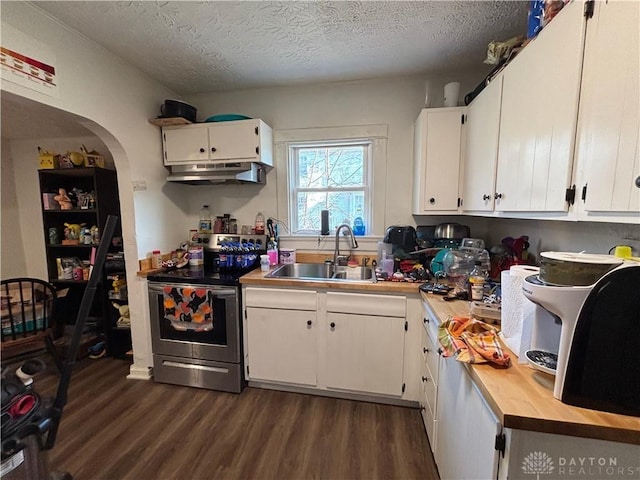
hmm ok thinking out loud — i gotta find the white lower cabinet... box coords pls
[326,312,405,396]
[245,306,317,386]
[435,355,501,480]
[243,287,411,399]
[422,299,502,480]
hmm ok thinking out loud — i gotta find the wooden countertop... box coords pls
[239,267,422,294]
[421,292,640,445]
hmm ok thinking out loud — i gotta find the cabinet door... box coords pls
[245,307,317,386]
[413,108,464,214]
[208,121,259,162]
[435,358,501,480]
[163,126,209,165]
[326,313,405,396]
[462,76,503,212]
[577,0,640,214]
[495,1,585,212]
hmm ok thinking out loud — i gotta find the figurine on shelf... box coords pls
[112,302,130,327]
[63,222,85,243]
[54,188,74,210]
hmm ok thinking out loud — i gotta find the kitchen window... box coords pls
[274,124,388,240]
[288,140,371,235]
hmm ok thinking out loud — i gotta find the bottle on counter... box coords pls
[199,205,212,233]
[255,212,265,235]
[267,236,278,266]
[468,261,486,301]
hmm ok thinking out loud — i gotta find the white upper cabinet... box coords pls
[575,0,640,218]
[162,119,273,166]
[462,76,503,212]
[495,0,586,212]
[412,107,465,214]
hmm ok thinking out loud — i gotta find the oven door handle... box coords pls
[148,282,237,296]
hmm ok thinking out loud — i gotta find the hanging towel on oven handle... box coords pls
[163,286,214,332]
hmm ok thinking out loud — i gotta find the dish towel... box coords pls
[438,316,511,367]
[163,286,213,332]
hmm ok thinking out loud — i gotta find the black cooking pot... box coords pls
[160,99,197,122]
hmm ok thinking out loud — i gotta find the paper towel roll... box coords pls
[444,82,460,107]
[501,265,540,361]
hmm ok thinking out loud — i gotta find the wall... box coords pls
[2,136,115,280]
[1,142,27,278]
[184,71,484,242]
[1,2,181,377]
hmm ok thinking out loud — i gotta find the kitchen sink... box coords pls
[265,263,376,283]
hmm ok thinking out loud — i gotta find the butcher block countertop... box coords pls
[422,293,640,445]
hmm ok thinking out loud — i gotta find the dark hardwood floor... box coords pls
[26,357,439,480]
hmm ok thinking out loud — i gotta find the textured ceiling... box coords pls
[32,1,527,95]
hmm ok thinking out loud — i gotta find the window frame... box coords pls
[288,139,373,235]
[274,124,388,242]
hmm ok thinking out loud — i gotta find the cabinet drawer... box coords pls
[326,292,405,317]
[244,287,316,310]
[421,320,440,386]
[419,387,437,453]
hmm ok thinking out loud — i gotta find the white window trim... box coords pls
[274,125,388,251]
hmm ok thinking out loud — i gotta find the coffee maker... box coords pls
[383,226,417,254]
[522,263,640,417]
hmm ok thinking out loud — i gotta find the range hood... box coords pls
[166,162,264,185]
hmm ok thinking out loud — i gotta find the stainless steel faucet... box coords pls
[334,224,358,266]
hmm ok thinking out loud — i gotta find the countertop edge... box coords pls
[466,364,640,445]
[422,293,640,446]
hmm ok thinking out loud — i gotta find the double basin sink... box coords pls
[265,262,376,283]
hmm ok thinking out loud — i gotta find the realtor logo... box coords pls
[522,451,555,479]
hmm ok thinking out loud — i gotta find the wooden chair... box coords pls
[1,278,59,363]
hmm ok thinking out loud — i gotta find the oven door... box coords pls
[148,282,240,364]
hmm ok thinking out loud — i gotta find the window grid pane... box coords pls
[290,141,370,235]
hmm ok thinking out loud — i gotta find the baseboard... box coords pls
[127,363,153,380]
[248,380,419,408]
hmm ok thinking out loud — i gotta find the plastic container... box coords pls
[260,254,270,272]
[353,217,365,236]
[199,205,212,233]
[381,252,395,277]
[151,250,162,269]
[377,242,392,265]
[279,248,296,265]
[188,246,204,266]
